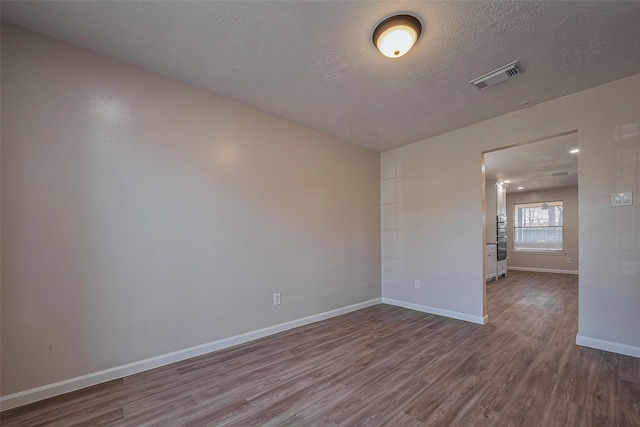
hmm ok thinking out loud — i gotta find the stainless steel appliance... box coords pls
[497,215,507,277]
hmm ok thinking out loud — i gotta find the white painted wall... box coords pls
[1,24,381,397]
[507,186,579,272]
[382,73,640,355]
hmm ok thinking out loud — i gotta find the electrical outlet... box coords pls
[273,293,281,306]
[567,257,572,264]
[414,280,420,289]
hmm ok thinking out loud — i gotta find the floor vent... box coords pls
[469,61,522,90]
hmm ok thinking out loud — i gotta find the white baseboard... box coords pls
[0,298,382,412]
[382,298,487,325]
[576,333,640,358]
[507,266,579,275]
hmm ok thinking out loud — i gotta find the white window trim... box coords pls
[512,249,566,255]
[513,200,564,253]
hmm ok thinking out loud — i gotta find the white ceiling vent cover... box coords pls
[470,61,522,90]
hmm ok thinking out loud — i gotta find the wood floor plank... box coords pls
[618,379,640,427]
[2,271,639,426]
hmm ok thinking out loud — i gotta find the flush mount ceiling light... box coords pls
[570,148,579,154]
[373,14,422,58]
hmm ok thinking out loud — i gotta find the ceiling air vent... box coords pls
[551,172,569,177]
[469,61,522,90]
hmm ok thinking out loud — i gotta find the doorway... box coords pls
[482,131,579,321]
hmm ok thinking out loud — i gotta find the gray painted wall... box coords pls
[382,73,640,352]
[1,24,381,396]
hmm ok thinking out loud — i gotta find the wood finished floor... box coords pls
[2,271,639,426]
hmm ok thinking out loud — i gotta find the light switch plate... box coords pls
[611,192,633,207]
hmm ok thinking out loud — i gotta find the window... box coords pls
[513,201,563,252]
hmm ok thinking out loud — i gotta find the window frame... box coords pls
[512,200,564,254]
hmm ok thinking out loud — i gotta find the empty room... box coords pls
[1,1,639,426]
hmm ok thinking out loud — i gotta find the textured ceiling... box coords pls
[485,133,578,194]
[2,1,640,152]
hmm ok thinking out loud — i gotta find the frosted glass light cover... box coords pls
[376,25,418,58]
[373,15,422,59]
